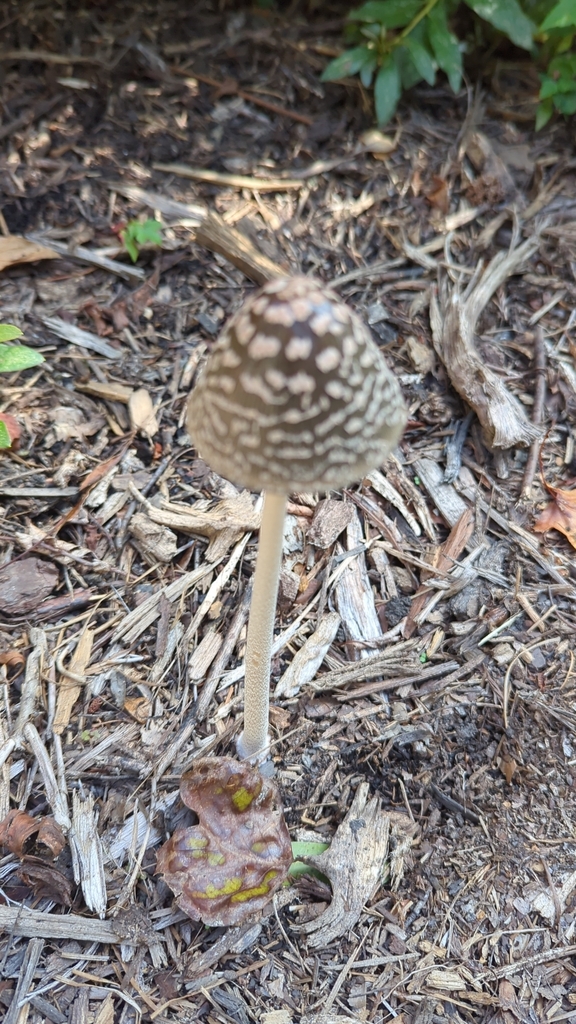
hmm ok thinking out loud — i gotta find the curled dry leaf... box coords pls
[17,858,72,906]
[156,756,292,926]
[0,809,66,859]
[534,482,576,550]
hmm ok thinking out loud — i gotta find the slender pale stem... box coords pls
[237,490,287,763]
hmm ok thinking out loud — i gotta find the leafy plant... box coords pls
[322,0,576,129]
[0,325,44,449]
[120,217,163,263]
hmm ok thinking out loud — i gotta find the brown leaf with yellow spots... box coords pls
[534,481,576,550]
[156,757,292,926]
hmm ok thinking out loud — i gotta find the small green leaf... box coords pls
[0,345,44,373]
[348,0,424,28]
[288,841,331,883]
[360,51,378,86]
[0,324,24,343]
[464,0,536,50]
[291,841,330,858]
[0,419,11,448]
[397,44,425,87]
[539,74,561,97]
[321,45,372,81]
[427,0,463,92]
[541,0,576,31]
[120,218,163,263]
[374,57,402,125]
[404,35,436,84]
[132,219,163,246]
[554,89,576,112]
[536,97,554,127]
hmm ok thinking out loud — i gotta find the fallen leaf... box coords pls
[128,388,159,437]
[0,809,38,857]
[36,816,67,858]
[534,482,576,549]
[425,175,450,214]
[0,235,59,271]
[0,649,25,676]
[156,756,292,926]
[17,857,72,906]
[359,128,398,156]
[0,809,66,858]
[0,557,59,615]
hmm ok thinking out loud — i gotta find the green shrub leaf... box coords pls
[374,56,402,123]
[464,0,536,49]
[348,0,424,28]
[554,89,576,111]
[535,96,554,127]
[0,419,11,449]
[0,324,23,343]
[321,44,372,80]
[360,51,379,85]
[541,0,576,30]
[0,345,45,373]
[404,35,436,83]
[427,0,463,91]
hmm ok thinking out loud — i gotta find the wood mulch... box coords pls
[1,2,576,1022]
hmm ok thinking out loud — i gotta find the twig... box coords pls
[116,455,171,549]
[521,328,547,498]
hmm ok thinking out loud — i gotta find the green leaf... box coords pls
[321,45,372,81]
[541,0,576,30]
[132,219,163,246]
[360,51,378,86]
[396,44,426,87]
[0,419,11,448]
[404,35,436,83]
[427,0,463,92]
[464,0,536,49]
[0,324,23,343]
[554,89,576,111]
[348,0,424,28]
[120,218,163,263]
[288,841,331,882]
[540,74,561,96]
[374,56,402,124]
[536,95,554,127]
[0,344,44,373]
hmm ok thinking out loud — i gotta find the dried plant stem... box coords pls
[521,328,547,499]
[237,491,287,763]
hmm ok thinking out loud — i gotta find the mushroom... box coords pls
[187,275,407,763]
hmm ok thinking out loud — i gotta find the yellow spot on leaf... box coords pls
[232,787,254,811]
[192,878,243,899]
[230,871,278,903]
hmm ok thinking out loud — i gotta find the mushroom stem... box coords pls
[237,490,287,763]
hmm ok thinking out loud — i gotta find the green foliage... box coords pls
[0,420,10,448]
[120,218,163,263]
[0,323,44,450]
[321,0,576,129]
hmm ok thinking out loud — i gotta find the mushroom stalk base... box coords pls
[237,490,287,764]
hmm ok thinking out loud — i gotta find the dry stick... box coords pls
[521,328,547,498]
[194,210,288,285]
[195,580,253,722]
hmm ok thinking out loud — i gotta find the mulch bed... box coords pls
[1,2,576,1022]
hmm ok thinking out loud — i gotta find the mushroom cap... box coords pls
[187,275,407,492]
